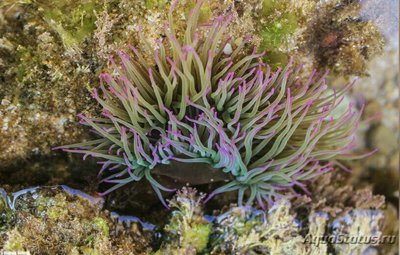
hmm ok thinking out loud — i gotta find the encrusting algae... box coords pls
[0,0,396,254]
[0,182,387,255]
[0,186,152,255]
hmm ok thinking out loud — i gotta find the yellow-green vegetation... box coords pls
[2,230,25,252]
[0,192,14,233]
[182,224,211,252]
[0,187,152,254]
[156,188,212,254]
[92,217,110,237]
[255,0,384,76]
[0,182,388,254]
[37,193,72,220]
[1,0,103,51]
[39,0,103,50]
[187,0,212,24]
[145,0,167,9]
[260,0,300,69]
[209,186,385,254]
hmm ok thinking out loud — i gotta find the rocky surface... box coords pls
[0,185,383,255]
[0,0,398,254]
[0,185,389,255]
[0,186,153,254]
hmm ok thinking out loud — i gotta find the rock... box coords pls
[0,186,153,255]
[389,151,399,170]
[364,100,382,124]
[223,43,233,55]
[365,154,387,169]
[367,124,398,155]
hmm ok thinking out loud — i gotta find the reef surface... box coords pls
[0,0,398,254]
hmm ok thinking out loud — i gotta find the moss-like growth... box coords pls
[0,189,14,240]
[1,0,102,51]
[254,0,385,76]
[92,217,110,237]
[260,0,300,69]
[156,187,211,254]
[0,186,152,254]
[0,183,389,254]
[145,0,167,9]
[304,0,384,76]
[39,0,103,51]
[210,201,305,254]
[3,230,25,252]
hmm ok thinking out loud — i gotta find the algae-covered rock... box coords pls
[209,201,305,254]
[303,0,384,77]
[0,186,152,254]
[156,182,388,255]
[155,182,386,255]
[0,182,392,255]
[0,0,397,254]
[249,0,385,76]
[0,1,100,166]
[209,203,385,255]
[0,0,152,168]
[155,187,212,255]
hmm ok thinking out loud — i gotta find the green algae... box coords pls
[0,181,388,254]
[0,193,13,232]
[145,0,167,9]
[261,2,298,48]
[3,231,24,252]
[92,217,109,237]
[184,223,211,252]
[0,187,152,254]
[39,0,103,50]
[156,188,212,254]
[259,0,299,69]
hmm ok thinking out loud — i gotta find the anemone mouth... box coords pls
[152,159,234,186]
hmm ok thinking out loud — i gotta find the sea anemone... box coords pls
[56,0,364,209]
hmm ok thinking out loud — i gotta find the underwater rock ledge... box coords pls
[0,0,398,254]
[0,182,389,255]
